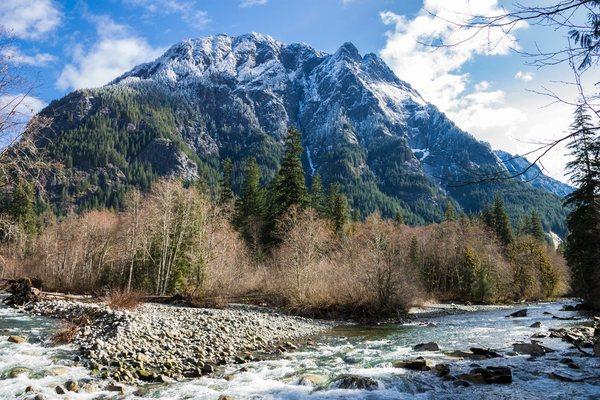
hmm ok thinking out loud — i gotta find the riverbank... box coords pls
[2,298,599,399]
[24,299,330,385]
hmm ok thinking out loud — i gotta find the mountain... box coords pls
[30,33,568,234]
[494,150,573,198]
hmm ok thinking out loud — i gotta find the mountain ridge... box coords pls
[30,32,569,234]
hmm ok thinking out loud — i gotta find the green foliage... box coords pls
[327,183,350,234]
[444,201,457,221]
[310,173,326,216]
[564,105,600,308]
[234,158,266,252]
[0,180,37,234]
[218,158,234,207]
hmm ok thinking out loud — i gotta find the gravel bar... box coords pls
[26,300,330,384]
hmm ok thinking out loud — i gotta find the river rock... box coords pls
[470,347,502,358]
[4,367,32,378]
[434,363,450,377]
[446,350,487,360]
[513,342,553,356]
[218,396,235,400]
[414,342,439,351]
[105,384,125,394]
[459,366,512,384]
[64,380,78,392]
[299,374,327,386]
[54,385,66,395]
[506,309,527,318]
[530,322,542,328]
[7,335,26,344]
[333,374,379,390]
[394,357,429,370]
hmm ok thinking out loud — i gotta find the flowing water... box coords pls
[1,301,599,399]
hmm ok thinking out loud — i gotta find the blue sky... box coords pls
[1,0,594,182]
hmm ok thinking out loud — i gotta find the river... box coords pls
[1,300,599,399]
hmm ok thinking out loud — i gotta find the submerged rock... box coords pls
[506,309,527,318]
[394,357,429,370]
[530,322,542,328]
[299,374,327,386]
[459,366,512,385]
[7,335,26,344]
[413,342,439,351]
[513,342,553,356]
[333,374,379,390]
[433,363,450,377]
[470,347,502,358]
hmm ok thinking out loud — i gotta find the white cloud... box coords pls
[124,0,210,29]
[0,45,56,66]
[240,0,268,7]
[515,70,534,82]
[57,16,164,90]
[0,94,46,147]
[0,0,61,40]
[379,0,538,171]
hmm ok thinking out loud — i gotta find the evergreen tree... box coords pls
[218,158,234,206]
[273,127,309,212]
[235,158,265,251]
[564,105,600,309]
[327,183,349,234]
[492,196,514,246]
[266,127,309,243]
[394,210,405,225]
[529,210,546,242]
[444,201,457,221]
[0,180,36,234]
[310,173,326,216]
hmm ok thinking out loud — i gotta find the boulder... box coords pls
[506,309,527,318]
[513,342,553,356]
[530,322,542,328]
[433,363,450,377]
[105,384,125,395]
[298,374,327,386]
[64,380,78,392]
[460,367,512,384]
[470,347,502,358]
[7,335,26,344]
[393,357,429,370]
[446,350,487,360]
[413,342,439,351]
[333,374,379,390]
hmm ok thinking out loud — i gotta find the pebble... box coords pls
[28,300,327,383]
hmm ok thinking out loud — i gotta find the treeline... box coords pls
[0,128,570,318]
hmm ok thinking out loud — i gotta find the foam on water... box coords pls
[1,301,599,399]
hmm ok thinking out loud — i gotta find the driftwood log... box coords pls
[1,278,41,306]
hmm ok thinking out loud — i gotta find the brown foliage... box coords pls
[50,315,90,345]
[102,290,143,310]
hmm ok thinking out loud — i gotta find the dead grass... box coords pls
[50,316,90,345]
[102,290,143,310]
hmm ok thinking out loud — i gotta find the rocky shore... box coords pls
[25,300,329,385]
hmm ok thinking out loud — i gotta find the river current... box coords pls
[1,300,599,399]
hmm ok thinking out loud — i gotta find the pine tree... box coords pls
[235,158,265,251]
[564,105,600,309]
[218,158,234,207]
[529,210,546,242]
[444,201,457,221]
[327,183,349,234]
[310,173,326,216]
[492,196,514,246]
[273,127,309,212]
[0,180,37,234]
[266,127,309,243]
[394,210,405,225]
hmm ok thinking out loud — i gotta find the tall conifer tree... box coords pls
[564,105,600,308]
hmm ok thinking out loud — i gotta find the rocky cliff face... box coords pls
[33,33,568,231]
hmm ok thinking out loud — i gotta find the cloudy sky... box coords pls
[1,0,595,183]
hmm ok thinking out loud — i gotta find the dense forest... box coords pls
[0,128,572,318]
